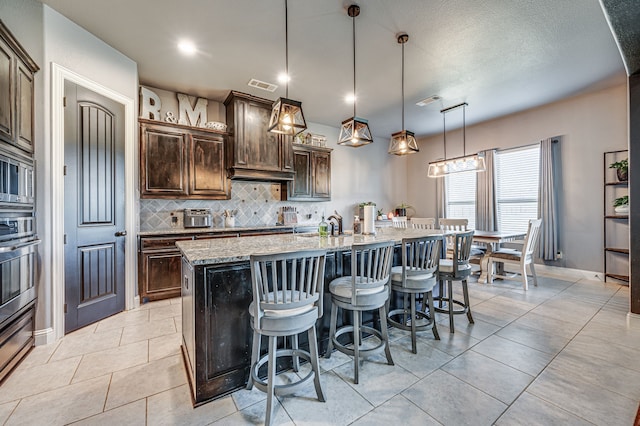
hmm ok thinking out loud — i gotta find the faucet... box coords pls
[327,211,343,236]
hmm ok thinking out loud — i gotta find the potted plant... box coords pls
[614,195,629,214]
[377,208,384,220]
[395,202,414,218]
[358,201,376,219]
[609,158,628,182]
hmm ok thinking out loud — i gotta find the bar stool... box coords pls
[434,230,474,333]
[246,249,327,426]
[388,235,442,353]
[325,241,395,384]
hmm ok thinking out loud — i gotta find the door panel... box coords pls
[64,82,125,333]
[0,40,13,143]
[16,61,33,153]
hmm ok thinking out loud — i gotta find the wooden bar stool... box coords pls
[246,249,327,426]
[434,230,474,333]
[388,235,442,353]
[325,240,395,384]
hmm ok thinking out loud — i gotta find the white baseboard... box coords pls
[130,295,141,310]
[533,264,603,282]
[627,312,640,322]
[34,327,56,346]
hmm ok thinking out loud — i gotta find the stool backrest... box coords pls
[350,241,394,304]
[250,249,327,328]
[451,230,474,276]
[400,235,442,284]
[411,217,436,230]
[392,216,408,228]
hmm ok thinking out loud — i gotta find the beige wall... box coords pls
[407,83,629,271]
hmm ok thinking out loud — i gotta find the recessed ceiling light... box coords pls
[344,93,356,104]
[178,40,197,56]
[277,73,290,84]
[416,95,441,107]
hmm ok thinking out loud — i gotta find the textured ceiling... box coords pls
[40,0,626,138]
[600,0,640,76]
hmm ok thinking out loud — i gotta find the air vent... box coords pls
[248,79,278,92]
[416,95,441,107]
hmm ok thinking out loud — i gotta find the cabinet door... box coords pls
[189,133,230,199]
[140,124,188,197]
[290,149,312,199]
[0,38,13,145]
[140,250,183,301]
[244,101,280,171]
[312,151,331,199]
[15,59,34,153]
[281,134,294,172]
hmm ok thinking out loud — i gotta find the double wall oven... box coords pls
[0,149,39,382]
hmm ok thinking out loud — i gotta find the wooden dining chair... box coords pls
[487,219,542,290]
[411,217,436,230]
[392,216,408,228]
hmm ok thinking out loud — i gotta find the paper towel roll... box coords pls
[363,205,376,234]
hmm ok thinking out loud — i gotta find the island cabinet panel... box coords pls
[282,144,332,201]
[0,21,39,154]
[139,119,230,199]
[223,91,294,181]
[139,236,194,302]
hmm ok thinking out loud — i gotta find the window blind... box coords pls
[496,145,540,233]
[445,172,476,229]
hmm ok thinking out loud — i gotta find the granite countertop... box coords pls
[138,223,317,237]
[176,228,443,266]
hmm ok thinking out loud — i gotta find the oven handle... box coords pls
[0,239,41,253]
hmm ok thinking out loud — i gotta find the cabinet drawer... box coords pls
[195,233,238,240]
[140,236,193,251]
[0,303,34,382]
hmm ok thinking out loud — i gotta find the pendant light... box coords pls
[268,0,307,135]
[338,4,373,147]
[427,103,486,177]
[388,33,418,155]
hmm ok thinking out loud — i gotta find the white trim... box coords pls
[51,63,136,341]
[533,263,603,281]
[627,312,640,322]
[34,327,55,346]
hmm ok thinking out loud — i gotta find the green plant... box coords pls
[614,195,628,207]
[358,201,376,207]
[377,208,384,216]
[396,202,412,209]
[609,158,628,172]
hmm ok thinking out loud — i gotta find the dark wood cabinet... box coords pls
[139,236,194,302]
[139,119,230,199]
[224,91,294,181]
[0,21,39,154]
[282,143,332,201]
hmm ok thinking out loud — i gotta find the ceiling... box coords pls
[40,0,626,139]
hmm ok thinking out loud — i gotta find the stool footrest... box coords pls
[433,297,469,316]
[250,348,316,396]
[387,308,436,332]
[331,325,387,358]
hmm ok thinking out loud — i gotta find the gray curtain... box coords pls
[437,176,447,222]
[538,138,558,260]
[475,149,498,231]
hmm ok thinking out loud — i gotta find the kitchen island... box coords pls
[176,228,442,405]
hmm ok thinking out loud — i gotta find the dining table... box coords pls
[473,230,527,284]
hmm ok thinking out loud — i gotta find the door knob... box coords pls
[115,231,127,237]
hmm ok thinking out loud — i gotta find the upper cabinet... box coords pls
[224,91,294,181]
[282,143,332,201]
[139,119,230,199]
[0,21,39,155]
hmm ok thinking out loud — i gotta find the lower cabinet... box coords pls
[139,236,194,302]
[0,301,35,383]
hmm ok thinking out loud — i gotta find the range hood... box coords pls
[227,167,294,181]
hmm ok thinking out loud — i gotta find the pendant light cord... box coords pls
[401,40,405,130]
[285,0,289,99]
[443,111,447,160]
[352,11,356,118]
[463,103,466,156]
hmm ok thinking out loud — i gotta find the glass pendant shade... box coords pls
[338,116,373,147]
[269,0,307,136]
[389,130,418,155]
[268,97,306,135]
[427,153,486,177]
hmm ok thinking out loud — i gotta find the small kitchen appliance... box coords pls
[183,208,212,228]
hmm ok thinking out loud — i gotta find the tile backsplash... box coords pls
[139,181,329,231]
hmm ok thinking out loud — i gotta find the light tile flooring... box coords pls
[1,272,639,425]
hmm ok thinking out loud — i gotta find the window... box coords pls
[445,171,476,229]
[495,145,540,233]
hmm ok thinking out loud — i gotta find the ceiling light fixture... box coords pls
[427,102,486,177]
[388,33,418,156]
[177,40,197,56]
[268,0,307,135]
[338,4,373,147]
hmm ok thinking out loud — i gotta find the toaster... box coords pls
[183,208,212,228]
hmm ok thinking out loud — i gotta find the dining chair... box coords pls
[392,216,408,228]
[434,230,474,333]
[325,240,395,384]
[411,217,436,230]
[487,218,542,290]
[388,235,442,353]
[247,249,327,426]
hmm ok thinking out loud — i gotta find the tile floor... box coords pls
[1,272,639,425]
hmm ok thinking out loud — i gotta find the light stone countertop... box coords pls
[138,224,317,237]
[176,228,444,266]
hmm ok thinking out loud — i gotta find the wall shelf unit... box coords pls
[603,149,629,284]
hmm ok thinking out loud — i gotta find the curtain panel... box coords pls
[475,149,498,231]
[538,138,559,260]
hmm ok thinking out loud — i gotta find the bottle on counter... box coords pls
[318,215,329,237]
[353,215,361,234]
